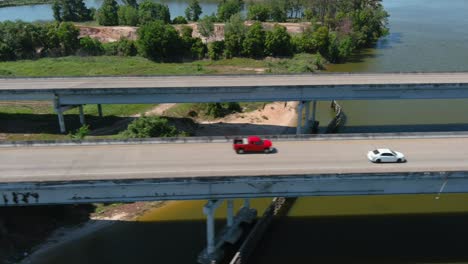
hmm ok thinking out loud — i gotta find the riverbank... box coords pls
[19,201,167,264]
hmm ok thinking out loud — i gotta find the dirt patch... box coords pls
[78,22,312,43]
[77,25,138,43]
[195,101,298,136]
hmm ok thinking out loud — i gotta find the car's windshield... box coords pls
[373,150,379,154]
[391,150,397,155]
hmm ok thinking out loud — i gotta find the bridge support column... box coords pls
[227,199,234,227]
[243,198,250,209]
[79,105,85,126]
[98,104,102,117]
[311,100,317,125]
[304,101,311,133]
[97,104,103,118]
[53,96,66,133]
[296,101,305,135]
[198,199,257,264]
[204,200,223,257]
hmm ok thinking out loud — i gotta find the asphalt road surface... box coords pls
[1,73,468,90]
[1,137,468,183]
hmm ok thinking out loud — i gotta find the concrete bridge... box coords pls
[2,132,468,206]
[3,132,468,263]
[2,72,468,133]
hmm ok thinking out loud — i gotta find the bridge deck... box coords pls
[1,73,468,90]
[1,136,467,183]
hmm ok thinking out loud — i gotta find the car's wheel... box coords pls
[397,159,402,163]
[264,148,270,154]
[376,159,381,163]
[237,149,244,154]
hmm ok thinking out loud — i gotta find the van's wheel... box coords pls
[237,149,244,154]
[376,159,381,163]
[264,148,270,154]
[397,159,402,163]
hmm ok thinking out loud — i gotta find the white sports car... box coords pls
[367,148,406,163]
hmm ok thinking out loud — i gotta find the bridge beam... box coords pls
[2,171,467,207]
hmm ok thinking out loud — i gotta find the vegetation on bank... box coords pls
[0,0,388,64]
[0,54,324,77]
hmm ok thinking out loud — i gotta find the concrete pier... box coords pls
[198,199,257,264]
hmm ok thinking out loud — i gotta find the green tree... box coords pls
[123,0,138,8]
[172,16,188,24]
[217,0,244,21]
[138,0,171,25]
[137,21,183,62]
[79,36,104,56]
[204,102,242,118]
[265,24,292,56]
[56,22,80,55]
[52,0,91,22]
[120,116,180,138]
[97,0,119,26]
[242,21,265,58]
[223,13,246,58]
[208,40,224,60]
[270,0,287,22]
[117,38,138,56]
[313,25,329,55]
[118,5,139,26]
[293,26,317,53]
[180,26,206,59]
[247,3,270,22]
[185,0,203,21]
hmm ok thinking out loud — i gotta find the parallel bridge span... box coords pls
[2,133,468,206]
[3,73,468,103]
[3,72,468,133]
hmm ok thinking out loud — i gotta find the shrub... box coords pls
[97,0,119,26]
[117,38,138,56]
[185,0,202,21]
[69,125,89,140]
[242,21,265,58]
[57,22,81,55]
[204,102,242,118]
[208,41,224,60]
[137,21,183,61]
[247,3,270,22]
[138,0,171,25]
[217,0,244,21]
[265,24,292,57]
[79,36,104,56]
[118,5,139,26]
[120,116,180,138]
[172,16,188,24]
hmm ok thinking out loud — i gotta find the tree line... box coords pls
[0,0,388,64]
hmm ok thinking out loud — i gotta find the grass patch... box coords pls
[0,54,323,77]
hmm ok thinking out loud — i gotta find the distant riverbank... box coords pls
[0,0,51,8]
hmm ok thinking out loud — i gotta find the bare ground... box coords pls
[78,22,312,43]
